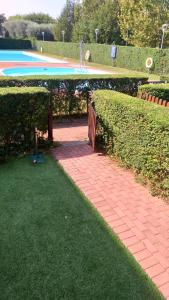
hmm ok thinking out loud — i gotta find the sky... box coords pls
[1,0,67,19]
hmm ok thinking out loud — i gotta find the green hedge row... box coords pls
[138,84,169,102]
[0,87,50,161]
[0,74,147,116]
[94,90,169,198]
[0,38,32,49]
[35,40,169,74]
[160,75,169,82]
[0,74,148,96]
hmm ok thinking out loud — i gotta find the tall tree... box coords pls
[72,0,123,44]
[118,0,169,47]
[53,0,77,41]
[4,20,31,39]
[8,13,55,24]
[0,14,6,36]
[82,0,105,17]
[4,20,54,40]
[95,0,122,44]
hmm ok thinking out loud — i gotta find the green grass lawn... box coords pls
[0,156,164,300]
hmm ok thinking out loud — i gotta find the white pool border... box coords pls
[23,51,68,63]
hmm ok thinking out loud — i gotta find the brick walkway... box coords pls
[52,117,169,299]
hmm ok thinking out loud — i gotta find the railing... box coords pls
[138,92,169,107]
[88,102,97,151]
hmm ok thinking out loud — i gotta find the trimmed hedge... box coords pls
[160,75,169,82]
[35,40,169,74]
[0,75,148,116]
[0,87,50,161]
[0,74,148,95]
[94,90,169,198]
[0,38,32,49]
[138,84,169,102]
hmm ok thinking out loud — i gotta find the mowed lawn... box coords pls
[0,156,164,300]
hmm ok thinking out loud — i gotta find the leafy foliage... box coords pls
[118,0,169,47]
[94,90,169,198]
[4,20,32,39]
[72,0,123,44]
[26,23,54,41]
[8,13,55,24]
[0,74,147,124]
[161,74,169,81]
[0,74,148,96]
[139,83,169,102]
[53,0,77,42]
[35,40,169,74]
[0,87,50,161]
[0,13,6,36]
[51,0,169,46]
[4,20,54,40]
[6,0,169,47]
[19,13,54,23]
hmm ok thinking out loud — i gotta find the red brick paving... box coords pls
[52,117,169,299]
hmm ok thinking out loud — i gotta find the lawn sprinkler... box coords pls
[30,128,44,164]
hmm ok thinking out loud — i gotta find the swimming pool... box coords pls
[0,50,66,63]
[0,50,110,76]
[0,50,48,62]
[2,66,108,76]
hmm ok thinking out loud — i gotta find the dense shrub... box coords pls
[94,90,169,198]
[0,74,147,116]
[35,40,169,74]
[160,75,169,82]
[0,74,148,95]
[0,87,50,161]
[139,84,169,102]
[0,38,32,49]
[35,41,80,59]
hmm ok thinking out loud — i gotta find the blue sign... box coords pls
[111,46,117,59]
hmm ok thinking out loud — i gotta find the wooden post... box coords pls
[87,90,92,116]
[88,102,97,152]
[146,93,149,100]
[152,96,155,102]
[163,100,167,107]
[48,99,53,142]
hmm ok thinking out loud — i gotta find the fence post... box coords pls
[48,98,53,142]
[87,90,92,116]
[88,102,97,152]
[138,92,169,108]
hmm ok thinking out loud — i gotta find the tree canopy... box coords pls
[118,0,169,47]
[0,14,6,37]
[4,20,54,41]
[8,13,55,24]
[4,0,169,47]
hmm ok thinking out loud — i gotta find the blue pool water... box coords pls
[0,50,47,62]
[3,66,92,76]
